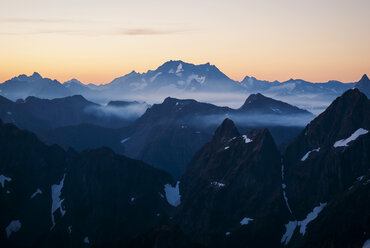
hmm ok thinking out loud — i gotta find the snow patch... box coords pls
[240,217,253,225]
[225,232,231,236]
[224,146,230,150]
[301,147,320,161]
[299,203,327,235]
[271,108,282,114]
[121,137,130,144]
[363,239,370,248]
[242,135,252,144]
[0,174,12,188]
[281,203,327,245]
[130,197,135,202]
[83,236,89,244]
[150,72,162,82]
[176,63,184,74]
[164,181,181,207]
[281,221,297,245]
[283,191,293,214]
[281,161,292,214]
[363,179,370,186]
[211,181,226,188]
[51,174,66,229]
[5,220,21,238]
[334,128,369,147]
[30,188,42,199]
[357,176,365,181]
[187,74,206,84]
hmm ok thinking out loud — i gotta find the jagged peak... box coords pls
[360,74,369,81]
[30,72,42,79]
[64,78,83,85]
[213,118,240,141]
[240,93,267,107]
[162,97,197,105]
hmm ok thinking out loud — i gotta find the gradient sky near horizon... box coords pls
[0,0,369,85]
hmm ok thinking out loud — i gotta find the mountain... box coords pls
[355,74,370,98]
[239,93,313,115]
[0,63,360,110]
[35,124,127,155]
[1,88,370,247]
[176,119,290,247]
[0,119,176,247]
[240,76,355,96]
[63,79,94,96]
[0,72,72,100]
[104,60,240,96]
[122,97,219,177]
[282,88,370,245]
[0,95,135,131]
[297,171,370,248]
[121,94,311,177]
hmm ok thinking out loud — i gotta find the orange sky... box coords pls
[0,0,369,85]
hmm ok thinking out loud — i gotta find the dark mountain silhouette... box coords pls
[35,124,127,154]
[177,119,290,247]
[121,95,311,177]
[297,171,370,248]
[0,91,310,178]
[239,93,313,115]
[1,88,370,247]
[0,119,175,247]
[0,95,134,131]
[355,74,370,98]
[281,89,370,245]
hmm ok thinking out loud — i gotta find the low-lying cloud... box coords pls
[84,102,149,120]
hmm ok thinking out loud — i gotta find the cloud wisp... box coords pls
[0,27,190,36]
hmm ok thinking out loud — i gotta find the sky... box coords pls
[0,0,369,85]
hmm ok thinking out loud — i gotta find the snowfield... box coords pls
[301,148,320,161]
[164,181,181,207]
[334,128,368,147]
[51,174,66,229]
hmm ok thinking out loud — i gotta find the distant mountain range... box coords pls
[0,91,313,178]
[1,61,368,106]
[0,95,146,131]
[1,88,369,247]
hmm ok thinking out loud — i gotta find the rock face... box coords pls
[0,120,175,247]
[355,74,370,98]
[283,89,370,219]
[280,89,370,246]
[177,119,290,247]
[298,171,370,248]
